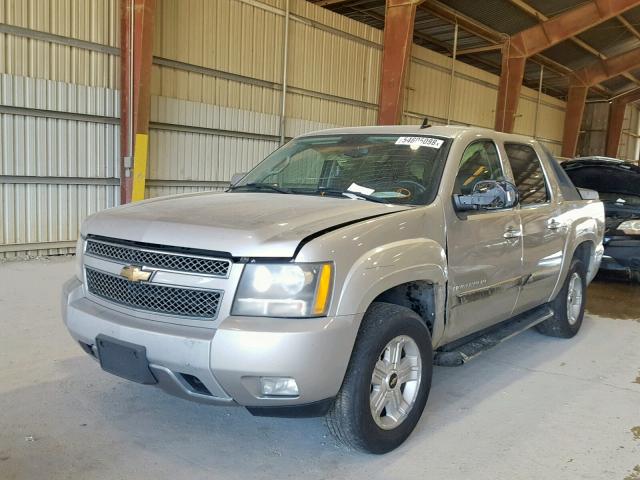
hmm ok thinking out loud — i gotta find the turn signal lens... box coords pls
[312,263,333,315]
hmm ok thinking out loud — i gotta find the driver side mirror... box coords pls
[453,180,518,212]
[230,172,247,186]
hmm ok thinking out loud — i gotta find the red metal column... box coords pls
[119,0,132,203]
[561,85,589,158]
[377,0,423,125]
[494,0,640,133]
[494,41,526,133]
[606,88,640,157]
[120,0,156,204]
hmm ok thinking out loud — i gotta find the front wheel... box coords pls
[326,302,433,454]
[537,257,587,338]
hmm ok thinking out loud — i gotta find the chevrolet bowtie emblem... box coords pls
[120,265,152,283]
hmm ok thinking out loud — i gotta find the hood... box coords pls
[563,161,640,198]
[83,192,410,258]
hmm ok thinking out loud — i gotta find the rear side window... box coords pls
[453,140,505,195]
[504,143,549,205]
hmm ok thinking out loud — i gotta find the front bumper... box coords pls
[62,278,361,408]
[600,236,640,279]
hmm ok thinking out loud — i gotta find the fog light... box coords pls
[259,377,299,396]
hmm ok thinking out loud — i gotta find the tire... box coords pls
[536,257,587,338]
[326,302,433,454]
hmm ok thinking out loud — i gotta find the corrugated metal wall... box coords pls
[578,102,640,164]
[0,0,120,257]
[1,0,569,257]
[618,104,640,164]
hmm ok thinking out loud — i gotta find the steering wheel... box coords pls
[369,179,428,202]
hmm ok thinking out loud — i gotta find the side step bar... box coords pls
[434,305,554,367]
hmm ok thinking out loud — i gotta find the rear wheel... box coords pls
[326,302,433,454]
[537,257,586,338]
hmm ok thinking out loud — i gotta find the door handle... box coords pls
[547,219,563,230]
[503,227,522,239]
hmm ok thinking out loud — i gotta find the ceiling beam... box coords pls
[350,6,452,52]
[419,0,611,97]
[454,44,503,56]
[495,0,640,133]
[571,46,640,86]
[618,14,640,40]
[505,0,640,86]
[313,0,354,7]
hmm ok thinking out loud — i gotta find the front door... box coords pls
[444,139,523,342]
[503,142,566,314]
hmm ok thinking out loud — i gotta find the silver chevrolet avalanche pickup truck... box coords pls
[63,126,604,453]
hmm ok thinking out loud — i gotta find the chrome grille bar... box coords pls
[85,238,231,277]
[85,268,222,319]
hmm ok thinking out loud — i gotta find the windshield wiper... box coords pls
[314,187,390,204]
[230,182,292,194]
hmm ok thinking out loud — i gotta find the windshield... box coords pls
[231,134,451,205]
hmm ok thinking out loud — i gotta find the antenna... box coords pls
[420,118,431,129]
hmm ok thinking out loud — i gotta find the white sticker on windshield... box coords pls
[395,137,444,149]
[347,182,375,196]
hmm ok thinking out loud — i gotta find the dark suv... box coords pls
[563,156,640,281]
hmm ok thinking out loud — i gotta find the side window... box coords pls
[453,140,505,195]
[504,143,550,205]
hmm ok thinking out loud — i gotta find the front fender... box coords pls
[335,238,447,345]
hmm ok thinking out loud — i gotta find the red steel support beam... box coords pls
[120,0,156,204]
[606,88,640,157]
[119,0,131,203]
[377,0,424,125]
[561,47,640,157]
[561,85,590,158]
[494,0,640,133]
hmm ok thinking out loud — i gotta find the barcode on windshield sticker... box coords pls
[395,137,444,148]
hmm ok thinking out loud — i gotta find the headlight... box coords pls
[75,236,85,281]
[618,220,640,235]
[232,262,333,317]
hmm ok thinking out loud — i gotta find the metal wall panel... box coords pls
[0,74,119,257]
[0,34,119,88]
[0,0,119,45]
[578,102,640,163]
[0,74,119,177]
[0,183,118,257]
[147,95,340,188]
[618,104,639,164]
[145,185,223,199]
[0,0,119,88]
[406,43,565,148]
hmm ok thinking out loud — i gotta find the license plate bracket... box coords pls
[96,335,157,385]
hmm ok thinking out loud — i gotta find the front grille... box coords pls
[86,268,221,319]
[85,239,231,277]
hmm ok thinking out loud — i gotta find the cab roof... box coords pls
[299,125,537,144]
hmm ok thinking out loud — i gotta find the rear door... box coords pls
[504,142,565,314]
[444,139,523,341]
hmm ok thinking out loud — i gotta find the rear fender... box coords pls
[550,215,600,301]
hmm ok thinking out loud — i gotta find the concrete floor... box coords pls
[1,257,639,480]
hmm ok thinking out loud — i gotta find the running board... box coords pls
[434,305,555,367]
